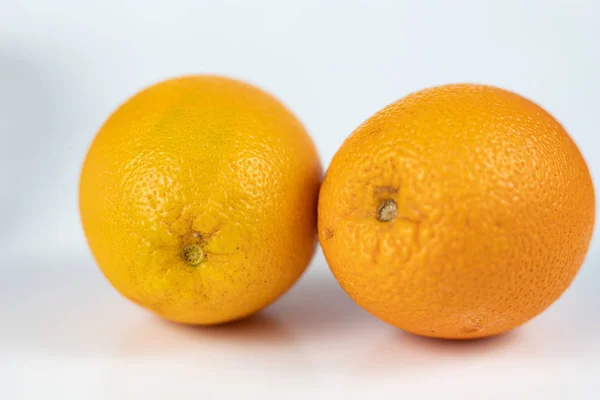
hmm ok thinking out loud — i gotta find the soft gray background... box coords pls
[1,0,598,398]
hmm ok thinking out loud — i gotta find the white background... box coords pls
[1,0,599,398]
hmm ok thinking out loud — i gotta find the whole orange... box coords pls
[318,84,595,339]
[80,76,321,324]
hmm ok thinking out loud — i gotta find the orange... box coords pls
[318,84,595,339]
[80,76,321,324]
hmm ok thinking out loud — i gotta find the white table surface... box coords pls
[1,248,599,399]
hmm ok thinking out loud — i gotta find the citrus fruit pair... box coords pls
[80,76,595,338]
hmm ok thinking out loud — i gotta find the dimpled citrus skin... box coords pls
[318,84,595,339]
[80,76,321,324]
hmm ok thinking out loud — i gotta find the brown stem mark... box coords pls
[377,200,398,222]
